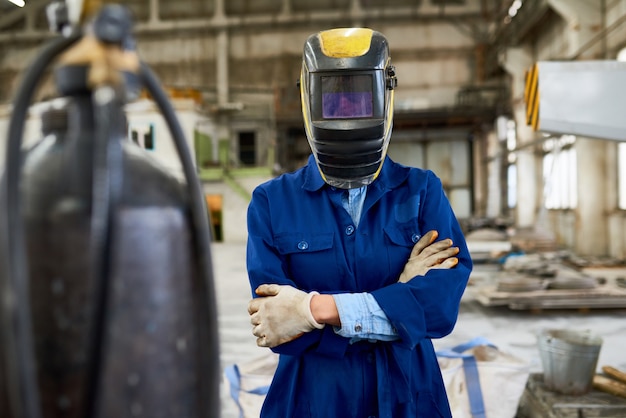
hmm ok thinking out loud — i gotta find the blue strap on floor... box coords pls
[224,364,271,418]
[437,336,496,418]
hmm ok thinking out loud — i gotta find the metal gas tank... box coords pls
[19,96,214,418]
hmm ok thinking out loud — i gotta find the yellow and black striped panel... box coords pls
[524,63,540,130]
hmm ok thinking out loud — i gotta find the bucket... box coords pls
[537,329,603,395]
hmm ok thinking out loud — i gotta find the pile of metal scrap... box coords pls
[472,252,626,311]
[465,227,513,263]
[508,227,560,253]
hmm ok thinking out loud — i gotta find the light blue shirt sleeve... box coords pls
[332,293,400,342]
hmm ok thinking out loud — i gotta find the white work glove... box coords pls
[398,230,460,283]
[248,284,325,348]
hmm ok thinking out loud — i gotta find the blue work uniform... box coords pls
[246,154,473,418]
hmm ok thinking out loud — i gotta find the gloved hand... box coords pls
[248,284,325,348]
[398,230,460,283]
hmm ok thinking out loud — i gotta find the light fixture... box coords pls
[508,0,523,18]
[6,0,26,7]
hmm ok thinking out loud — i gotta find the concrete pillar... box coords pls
[350,0,364,27]
[499,46,539,229]
[514,137,538,228]
[214,0,224,18]
[213,0,232,163]
[215,29,232,163]
[499,47,533,100]
[216,30,229,108]
[547,0,602,58]
[25,5,35,31]
[605,142,624,259]
[281,0,291,15]
[604,142,619,213]
[149,0,159,23]
[575,138,608,256]
[484,129,499,218]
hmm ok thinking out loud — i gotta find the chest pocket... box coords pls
[384,223,422,247]
[384,223,422,279]
[273,232,336,290]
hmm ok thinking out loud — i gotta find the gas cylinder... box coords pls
[0,4,220,418]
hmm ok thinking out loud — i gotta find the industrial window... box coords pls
[238,131,256,166]
[129,122,155,151]
[619,142,626,210]
[543,135,577,209]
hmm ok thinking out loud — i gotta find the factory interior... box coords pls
[1,0,626,417]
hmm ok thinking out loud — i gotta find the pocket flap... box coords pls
[274,232,334,254]
[384,224,421,247]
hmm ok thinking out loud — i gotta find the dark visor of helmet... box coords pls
[321,74,373,119]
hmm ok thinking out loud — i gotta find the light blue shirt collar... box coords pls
[341,186,367,228]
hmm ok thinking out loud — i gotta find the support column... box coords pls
[281,0,291,15]
[25,5,35,31]
[149,0,159,24]
[350,0,364,27]
[514,129,538,228]
[484,129,499,218]
[216,29,229,108]
[215,28,232,166]
[213,0,232,166]
[499,46,538,229]
[575,138,608,256]
[547,0,602,59]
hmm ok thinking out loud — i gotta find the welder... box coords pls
[247,27,473,417]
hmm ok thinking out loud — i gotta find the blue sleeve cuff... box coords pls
[332,293,399,342]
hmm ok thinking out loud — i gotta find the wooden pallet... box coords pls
[517,374,626,418]
[475,282,626,311]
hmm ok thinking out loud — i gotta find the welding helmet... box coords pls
[300,28,397,189]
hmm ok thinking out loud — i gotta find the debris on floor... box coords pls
[517,373,626,418]
[464,228,626,311]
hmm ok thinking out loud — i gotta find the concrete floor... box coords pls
[211,242,626,418]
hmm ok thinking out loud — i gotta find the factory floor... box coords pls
[211,242,626,418]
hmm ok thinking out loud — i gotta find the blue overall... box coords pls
[246,155,473,418]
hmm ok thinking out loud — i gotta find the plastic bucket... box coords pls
[537,329,603,395]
